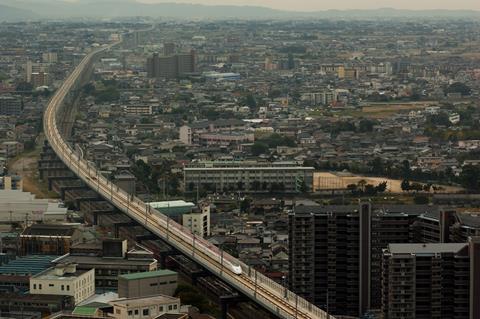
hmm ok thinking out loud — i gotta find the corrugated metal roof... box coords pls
[0,255,58,275]
[119,269,177,281]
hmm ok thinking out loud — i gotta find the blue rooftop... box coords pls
[0,255,59,276]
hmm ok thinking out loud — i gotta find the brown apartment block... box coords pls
[288,203,480,318]
[382,238,480,319]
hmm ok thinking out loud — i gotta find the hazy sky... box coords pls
[139,0,480,11]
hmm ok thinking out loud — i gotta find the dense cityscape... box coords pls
[0,2,480,319]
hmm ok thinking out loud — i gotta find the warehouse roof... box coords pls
[119,269,177,281]
[0,255,58,275]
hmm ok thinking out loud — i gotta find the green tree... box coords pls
[410,182,423,192]
[236,181,244,191]
[459,165,480,191]
[299,181,308,193]
[16,82,33,92]
[245,94,257,108]
[358,119,377,133]
[444,82,471,96]
[401,180,411,192]
[414,195,429,205]
[251,142,269,156]
[401,160,411,179]
[357,179,367,192]
[370,157,385,175]
[240,198,252,213]
[268,89,282,100]
[375,181,388,193]
[364,184,377,196]
[83,82,96,95]
[347,183,358,194]
[287,53,295,69]
[426,113,451,127]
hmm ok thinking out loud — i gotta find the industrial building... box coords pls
[117,269,178,298]
[21,224,82,255]
[0,190,68,224]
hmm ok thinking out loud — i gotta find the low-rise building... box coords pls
[118,269,178,298]
[198,132,254,147]
[21,224,81,255]
[182,206,210,238]
[0,175,22,190]
[54,240,158,291]
[30,263,95,305]
[1,141,24,158]
[124,105,153,116]
[0,95,22,116]
[0,190,68,224]
[110,295,181,319]
[184,161,314,193]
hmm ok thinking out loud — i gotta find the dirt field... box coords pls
[311,102,438,120]
[359,102,436,119]
[7,134,54,199]
[314,172,463,194]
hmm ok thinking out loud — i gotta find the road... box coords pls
[43,38,332,319]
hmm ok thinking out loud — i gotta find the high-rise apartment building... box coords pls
[31,71,50,88]
[0,95,22,116]
[163,42,176,55]
[289,203,480,317]
[25,61,48,83]
[288,203,438,317]
[382,238,480,319]
[147,51,196,79]
[42,52,58,63]
[179,125,193,145]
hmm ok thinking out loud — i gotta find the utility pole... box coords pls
[196,182,199,203]
[254,270,257,298]
[166,218,170,242]
[192,235,196,257]
[220,248,224,276]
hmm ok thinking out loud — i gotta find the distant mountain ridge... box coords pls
[0,0,479,20]
[0,4,36,21]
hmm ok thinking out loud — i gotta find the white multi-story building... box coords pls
[110,295,181,319]
[179,125,192,145]
[184,161,314,193]
[124,105,152,115]
[30,263,95,305]
[42,52,58,63]
[182,205,210,238]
